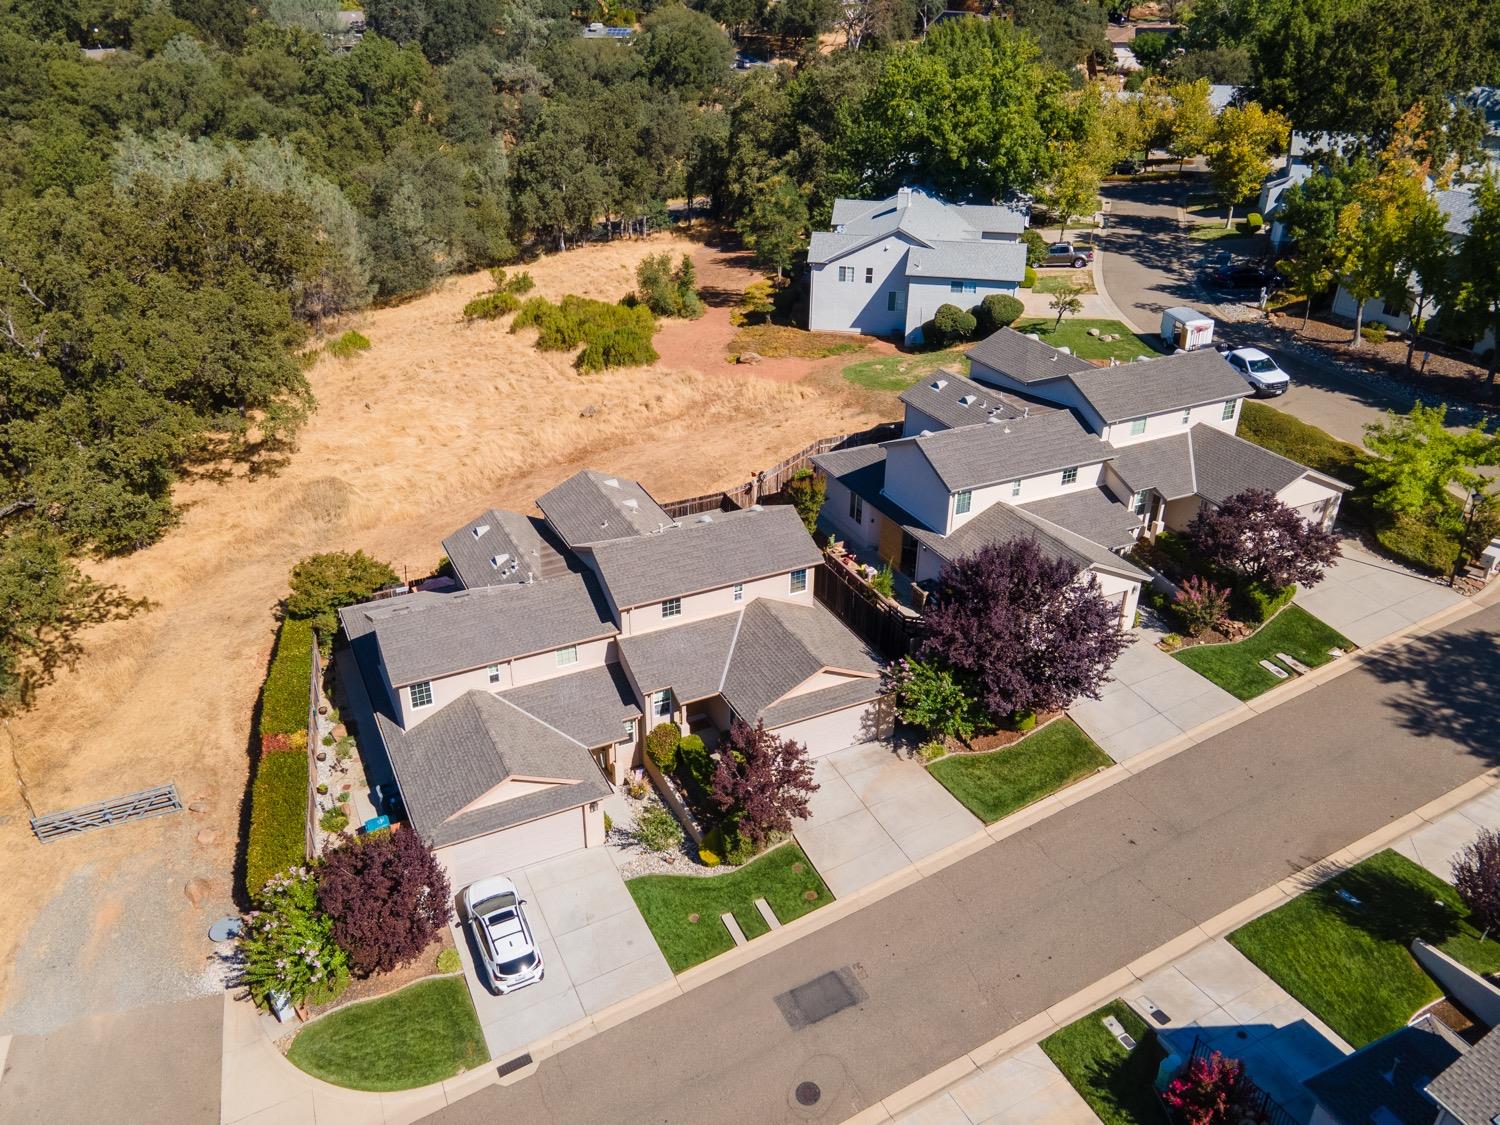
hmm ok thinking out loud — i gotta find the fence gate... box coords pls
[30,783,183,843]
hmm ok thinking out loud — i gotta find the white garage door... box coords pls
[437,808,587,890]
[772,704,876,759]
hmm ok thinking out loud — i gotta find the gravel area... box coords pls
[606,789,733,881]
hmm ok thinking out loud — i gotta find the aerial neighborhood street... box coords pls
[4,3,1500,1125]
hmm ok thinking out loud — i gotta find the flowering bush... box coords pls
[239,868,349,1009]
[1173,576,1232,637]
[1163,1051,1251,1125]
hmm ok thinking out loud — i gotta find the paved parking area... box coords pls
[452,848,672,1061]
[1391,786,1500,883]
[795,742,981,898]
[1295,539,1464,648]
[1070,629,1239,761]
[1125,938,1348,1122]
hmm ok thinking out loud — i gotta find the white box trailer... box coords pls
[1160,307,1216,352]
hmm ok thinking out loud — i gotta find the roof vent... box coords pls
[471,524,490,539]
[1057,346,1072,356]
[1022,406,1030,418]
[988,415,1003,424]
[602,477,621,489]
[622,498,640,510]
[1003,425,1012,433]
[490,553,511,570]
[749,504,764,512]
[931,378,948,391]
[958,394,976,407]
[697,515,714,523]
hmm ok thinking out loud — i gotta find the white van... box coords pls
[1160,307,1216,352]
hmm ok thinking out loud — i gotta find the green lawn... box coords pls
[1187,224,1246,241]
[841,347,969,393]
[1173,605,1352,700]
[927,718,1112,824]
[1228,849,1500,1048]
[1040,1001,1167,1125]
[287,978,487,1091]
[1014,318,1160,363]
[626,843,832,972]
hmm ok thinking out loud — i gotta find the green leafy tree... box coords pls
[1166,79,1215,172]
[287,551,400,641]
[636,4,732,99]
[1331,154,1435,348]
[1049,283,1086,327]
[1362,404,1500,527]
[784,469,826,534]
[238,868,350,1009]
[736,175,809,278]
[1276,161,1368,328]
[1451,174,1500,383]
[887,657,980,742]
[1203,102,1290,227]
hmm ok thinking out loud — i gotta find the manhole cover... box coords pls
[795,1082,821,1106]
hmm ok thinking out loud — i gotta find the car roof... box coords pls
[1230,347,1271,361]
[465,874,519,901]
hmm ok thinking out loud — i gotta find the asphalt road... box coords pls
[428,601,1500,1125]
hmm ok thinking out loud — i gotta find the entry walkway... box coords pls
[1295,538,1464,648]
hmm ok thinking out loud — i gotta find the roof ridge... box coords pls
[717,605,748,694]
[484,690,588,749]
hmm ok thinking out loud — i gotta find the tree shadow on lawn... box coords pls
[1362,626,1500,768]
[1320,860,1466,948]
[1076,1036,1170,1125]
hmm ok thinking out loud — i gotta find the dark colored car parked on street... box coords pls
[1207,262,1283,291]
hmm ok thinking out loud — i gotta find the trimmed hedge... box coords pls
[246,749,308,893]
[974,293,1024,335]
[646,722,680,772]
[1376,515,1461,575]
[259,618,315,736]
[1236,580,1296,624]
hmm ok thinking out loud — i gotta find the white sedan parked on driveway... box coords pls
[463,876,544,995]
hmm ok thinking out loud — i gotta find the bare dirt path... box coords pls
[0,233,890,1025]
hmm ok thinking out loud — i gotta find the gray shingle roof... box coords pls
[1437,188,1477,237]
[499,662,641,750]
[441,508,552,589]
[759,677,884,731]
[360,572,617,687]
[616,613,741,702]
[906,241,1027,283]
[1066,351,1250,423]
[810,444,926,530]
[812,190,1026,266]
[1189,424,1309,504]
[339,590,449,643]
[1109,433,1198,500]
[376,693,610,848]
[1305,1016,1463,1125]
[901,409,1113,492]
[1018,487,1142,549]
[538,469,674,547]
[586,505,822,609]
[954,204,1027,235]
[967,327,1095,385]
[908,500,1146,581]
[1426,1025,1500,1125]
[898,369,1032,431]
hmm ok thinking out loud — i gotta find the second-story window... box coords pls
[849,492,863,522]
[1129,417,1147,436]
[1182,407,1192,424]
[652,690,671,720]
[1222,400,1237,421]
[733,583,744,602]
[838,266,854,282]
[1010,479,1021,498]
[864,267,874,283]
[487,664,501,684]
[662,597,682,618]
[790,569,808,594]
[1061,467,1079,486]
[556,645,578,667]
[954,489,973,514]
[409,681,433,709]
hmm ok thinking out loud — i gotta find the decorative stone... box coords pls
[188,801,210,814]
[579,404,599,418]
[184,877,213,907]
[1087,327,1101,337]
[196,829,218,846]
[316,751,327,762]
[738,351,764,365]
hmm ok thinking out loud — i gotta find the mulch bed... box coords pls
[942,711,1064,755]
[304,933,455,1021]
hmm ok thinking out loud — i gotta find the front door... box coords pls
[899,532,918,577]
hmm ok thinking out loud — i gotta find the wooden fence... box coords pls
[814,550,921,660]
[31,783,182,843]
[306,630,322,860]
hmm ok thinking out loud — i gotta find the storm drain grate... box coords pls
[496,1052,533,1078]
[775,968,867,1030]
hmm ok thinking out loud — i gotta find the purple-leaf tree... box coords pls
[1452,827,1500,940]
[711,720,818,849]
[1187,489,1341,590]
[919,539,1132,724]
[1163,1051,1252,1125]
[317,828,452,976]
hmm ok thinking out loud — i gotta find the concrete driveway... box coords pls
[1069,629,1239,761]
[1295,538,1465,648]
[452,848,672,1061]
[795,742,981,898]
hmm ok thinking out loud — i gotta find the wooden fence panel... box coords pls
[31,783,182,843]
[306,631,322,860]
[813,553,919,661]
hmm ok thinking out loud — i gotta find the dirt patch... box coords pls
[0,232,892,1014]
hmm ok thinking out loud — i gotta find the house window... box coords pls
[1182,407,1191,424]
[487,664,501,684]
[1010,479,1021,498]
[621,719,635,742]
[949,280,977,294]
[651,690,672,720]
[955,489,973,514]
[1129,417,1147,436]
[1222,400,1237,421]
[556,645,578,667]
[1061,467,1079,485]
[661,597,682,618]
[838,266,854,282]
[1132,490,1149,515]
[864,267,874,283]
[733,583,744,602]
[409,681,433,709]
[849,491,863,522]
[887,290,905,312]
[790,569,808,594]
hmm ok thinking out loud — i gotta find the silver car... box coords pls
[463,876,544,995]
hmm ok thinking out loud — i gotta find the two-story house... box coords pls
[813,328,1349,631]
[339,470,885,886]
[807,188,1028,345]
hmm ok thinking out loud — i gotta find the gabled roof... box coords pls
[898,369,1036,431]
[375,692,611,848]
[1065,351,1249,423]
[895,409,1113,492]
[1018,487,1142,550]
[1109,424,1321,504]
[499,662,641,750]
[810,444,926,530]
[356,572,618,687]
[906,241,1027,283]
[1436,188,1477,237]
[811,189,1026,266]
[537,469,674,548]
[1426,1025,1500,1125]
[1305,1015,1464,1125]
[586,504,822,609]
[441,508,563,589]
[906,499,1146,582]
[616,613,742,703]
[967,327,1095,385]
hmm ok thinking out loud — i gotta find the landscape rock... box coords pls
[579,404,599,418]
[1087,327,1101,337]
[196,829,218,846]
[188,801,210,813]
[184,878,212,907]
[738,351,763,365]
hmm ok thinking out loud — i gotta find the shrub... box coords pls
[511,294,658,370]
[1023,229,1049,268]
[436,947,461,973]
[1012,709,1037,731]
[320,806,349,833]
[927,302,977,347]
[973,293,1024,335]
[646,722,681,772]
[287,550,399,642]
[697,847,721,867]
[636,804,684,852]
[259,617,315,737]
[239,868,349,1009]
[1361,321,1388,344]
[490,267,534,295]
[1452,827,1500,938]
[785,468,826,534]
[871,564,895,597]
[603,811,614,834]
[577,324,659,372]
[887,657,981,742]
[1174,575,1231,636]
[1236,580,1296,624]
[918,741,945,762]
[719,822,757,865]
[1245,212,1264,231]
[1163,1050,1252,1125]
[325,330,371,358]
[1022,266,1037,288]
[462,290,519,320]
[733,279,776,326]
[1375,514,1461,574]
[317,828,453,976]
[1161,632,1183,649]
[246,746,310,894]
[634,252,704,319]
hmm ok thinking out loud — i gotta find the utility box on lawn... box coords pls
[1160,307,1216,352]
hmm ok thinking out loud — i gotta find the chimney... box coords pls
[897,186,912,206]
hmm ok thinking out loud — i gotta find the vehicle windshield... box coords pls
[496,952,537,976]
[471,893,516,916]
[1247,358,1278,374]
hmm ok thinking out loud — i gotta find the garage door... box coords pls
[437,808,587,890]
[772,704,877,759]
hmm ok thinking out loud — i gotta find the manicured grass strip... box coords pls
[1014,318,1160,362]
[287,978,487,1092]
[1173,606,1352,701]
[927,718,1111,824]
[1228,849,1500,1049]
[627,843,831,972]
[1040,1001,1167,1125]
[840,347,969,392]
[245,749,309,893]
[259,617,314,736]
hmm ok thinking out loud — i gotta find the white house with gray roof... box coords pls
[340,469,886,886]
[812,328,1348,630]
[807,187,1028,344]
